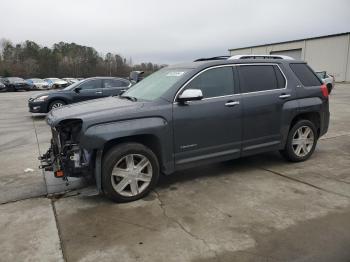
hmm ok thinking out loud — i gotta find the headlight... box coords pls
[34,95,49,102]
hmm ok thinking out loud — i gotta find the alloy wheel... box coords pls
[111,154,153,197]
[51,102,64,109]
[292,126,315,157]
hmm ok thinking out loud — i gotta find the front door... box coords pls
[173,66,242,168]
[73,79,103,102]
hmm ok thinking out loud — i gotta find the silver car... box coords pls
[27,78,50,90]
[316,71,335,94]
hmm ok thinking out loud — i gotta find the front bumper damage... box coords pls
[39,126,93,179]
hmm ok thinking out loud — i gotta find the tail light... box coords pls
[321,84,329,98]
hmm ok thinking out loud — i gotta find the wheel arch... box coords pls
[289,112,321,137]
[102,134,163,169]
[47,97,68,111]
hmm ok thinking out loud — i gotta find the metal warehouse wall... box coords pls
[229,33,350,82]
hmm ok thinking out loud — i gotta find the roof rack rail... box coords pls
[228,54,294,60]
[194,56,230,62]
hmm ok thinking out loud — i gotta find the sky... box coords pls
[0,0,349,64]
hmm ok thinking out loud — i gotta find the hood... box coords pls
[29,89,70,100]
[46,96,144,127]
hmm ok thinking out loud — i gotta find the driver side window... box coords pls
[185,67,235,98]
[79,79,101,90]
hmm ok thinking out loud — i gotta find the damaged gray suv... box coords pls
[40,56,330,202]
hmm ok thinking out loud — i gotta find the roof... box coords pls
[170,58,304,71]
[229,31,350,51]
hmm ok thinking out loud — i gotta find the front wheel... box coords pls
[48,100,66,111]
[102,143,160,202]
[280,120,318,162]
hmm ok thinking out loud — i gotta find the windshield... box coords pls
[316,71,326,79]
[122,68,191,101]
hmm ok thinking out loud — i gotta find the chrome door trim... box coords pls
[173,63,288,103]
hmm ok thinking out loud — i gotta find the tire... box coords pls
[102,142,160,202]
[48,100,66,111]
[280,120,318,162]
[8,85,16,92]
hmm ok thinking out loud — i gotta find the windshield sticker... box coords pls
[166,71,185,77]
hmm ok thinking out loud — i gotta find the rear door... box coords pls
[237,64,293,155]
[102,79,130,97]
[73,79,103,102]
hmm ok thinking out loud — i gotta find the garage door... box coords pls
[270,49,302,60]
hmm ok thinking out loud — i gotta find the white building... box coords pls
[229,32,350,82]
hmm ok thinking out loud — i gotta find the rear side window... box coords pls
[185,67,234,98]
[290,63,322,86]
[238,65,279,93]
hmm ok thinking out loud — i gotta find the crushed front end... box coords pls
[39,119,94,179]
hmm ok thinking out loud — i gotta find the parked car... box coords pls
[316,71,335,94]
[129,71,144,83]
[27,78,50,90]
[44,78,69,89]
[39,56,329,202]
[0,79,6,92]
[1,77,30,91]
[62,78,79,85]
[29,77,132,113]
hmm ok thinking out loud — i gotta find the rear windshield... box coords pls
[290,63,322,86]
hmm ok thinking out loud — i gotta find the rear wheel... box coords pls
[48,100,66,111]
[280,120,317,162]
[102,143,159,202]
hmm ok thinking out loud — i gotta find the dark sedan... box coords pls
[28,77,132,113]
[2,77,30,91]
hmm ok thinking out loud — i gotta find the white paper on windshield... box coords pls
[166,71,185,77]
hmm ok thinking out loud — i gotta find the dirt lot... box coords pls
[0,84,350,262]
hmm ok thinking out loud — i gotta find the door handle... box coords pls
[225,101,240,107]
[279,94,291,99]
[95,91,102,94]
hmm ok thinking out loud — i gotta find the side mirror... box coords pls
[177,89,203,103]
[74,87,81,93]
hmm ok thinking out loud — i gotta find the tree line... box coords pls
[0,39,166,78]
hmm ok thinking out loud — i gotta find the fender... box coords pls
[80,117,170,149]
[81,117,173,192]
[281,97,326,147]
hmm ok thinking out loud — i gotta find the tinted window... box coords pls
[290,63,322,86]
[185,67,234,98]
[79,79,101,90]
[238,65,278,93]
[104,79,129,88]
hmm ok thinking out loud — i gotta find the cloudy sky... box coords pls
[1,0,349,64]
